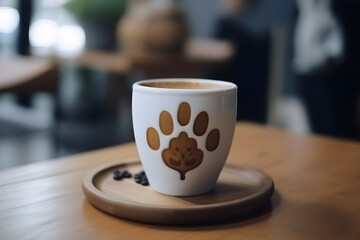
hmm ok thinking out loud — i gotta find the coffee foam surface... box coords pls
[140,81,231,89]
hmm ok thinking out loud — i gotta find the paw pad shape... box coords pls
[146,102,220,180]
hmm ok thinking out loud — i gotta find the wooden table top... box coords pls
[0,123,359,239]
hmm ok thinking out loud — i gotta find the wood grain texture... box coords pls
[0,123,360,240]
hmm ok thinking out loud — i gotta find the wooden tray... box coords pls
[83,158,274,225]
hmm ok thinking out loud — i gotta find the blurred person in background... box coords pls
[209,0,271,123]
[294,0,360,140]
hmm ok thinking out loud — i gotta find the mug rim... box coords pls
[133,78,237,95]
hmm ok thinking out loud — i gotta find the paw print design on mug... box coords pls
[146,102,220,180]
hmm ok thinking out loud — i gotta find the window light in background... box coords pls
[29,18,85,57]
[0,7,19,33]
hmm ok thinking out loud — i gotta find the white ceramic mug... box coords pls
[132,78,237,196]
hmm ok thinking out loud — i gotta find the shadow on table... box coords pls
[170,189,281,228]
[127,190,281,229]
[149,190,350,239]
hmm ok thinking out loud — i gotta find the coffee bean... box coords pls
[134,170,149,186]
[113,172,123,180]
[112,169,149,186]
[141,179,149,186]
[122,170,132,178]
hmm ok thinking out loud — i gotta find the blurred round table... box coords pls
[72,39,234,78]
[0,55,58,93]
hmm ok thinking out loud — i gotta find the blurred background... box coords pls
[0,0,359,169]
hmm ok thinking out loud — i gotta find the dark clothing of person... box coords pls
[210,17,270,123]
[297,0,360,140]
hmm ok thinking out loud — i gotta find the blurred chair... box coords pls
[0,55,60,158]
[69,50,132,118]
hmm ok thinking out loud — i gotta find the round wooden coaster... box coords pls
[82,158,274,225]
